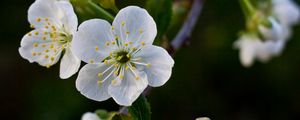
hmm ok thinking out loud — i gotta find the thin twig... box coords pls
[119,0,204,114]
[171,0,203,52]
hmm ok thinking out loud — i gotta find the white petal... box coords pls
[55,1,78,33]
[72,19,116,64]
[273,0,300,26]
[134,45,174,87]
[258,17,287,40]
[112,6,157,46]
[81,112,101,120]
[28,0,77,32]
[19,29,62,67]
[196,117,210,120]
[28,0,63,29]
[108,69,148,106]
[59,47,81,79]
[264,40,286,56]
[256,40,286,62]
[76,64,113,102]
[234,36,258,67]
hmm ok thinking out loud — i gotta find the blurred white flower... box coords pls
[19,0,81,79]
[258,17,288,41]
[81,112,101,120]
[235,0,300,67]
[234,34,285,67]
[72,6,174,106]
[196,117,211,120]
[273,0,300,27]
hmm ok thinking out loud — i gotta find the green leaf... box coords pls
[70,0,114,22]
[128,95,151,120]
[111,113,132,120]
[94,0,119,13]
[146,0,172,45]
[95,109,109,119]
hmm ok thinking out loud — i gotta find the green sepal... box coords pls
[128,95,151,120]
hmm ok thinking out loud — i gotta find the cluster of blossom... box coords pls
[19,0,174,106]
[234,0,300,67]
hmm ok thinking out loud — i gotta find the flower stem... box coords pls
[87,0,114,22]
[239,0,256,18]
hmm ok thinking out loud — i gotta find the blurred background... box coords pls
[1,0,300,120]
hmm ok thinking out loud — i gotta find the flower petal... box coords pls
[72,19,116,64]
[112,6,157,47]
[55,1,78,33]
[81,112,101,120]
[76,64,114,102]
[28,0,77,32]
[258,17,287,40]
[19,29,62,67]
[28,0,63,29]
[234,35,258,67]
[59,47,81,79]
[134,45,174,87]
[273,0,300,26]
[108,69,148,106]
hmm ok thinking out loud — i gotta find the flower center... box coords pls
[115,51,130,63]
[57,33,72,44]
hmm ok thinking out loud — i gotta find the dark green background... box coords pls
[1,0,300,120]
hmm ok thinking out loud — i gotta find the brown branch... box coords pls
[170,0,203,52]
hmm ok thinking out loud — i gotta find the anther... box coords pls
[89,60,94,64]
[111,41,116,45]
[97,80,103,85]
[141,41,145,46]
[36,18,41,22]
[106,42,110,46]
[32,52,37,56]
[50,57,55,61]
[120,75,124,80]
[33,43,39,47]
[139,29,144,34]
[97,73,103,78]
[44,55,49,59]
[35,32,39,36]
[104,60,109,65]
[95,46,99,51]
[146,64,151,68]
[121,21,125,27]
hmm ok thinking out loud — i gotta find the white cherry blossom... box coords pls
[19,0,81,79]
[72,6,174,106]
[234,34,285,67]
[81,112,101,120]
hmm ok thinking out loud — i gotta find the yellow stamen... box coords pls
[33,43,38,47]
[95,46,99,51]
[141,41,145,46]
[36,18,41,22]
[97,73,103,78]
